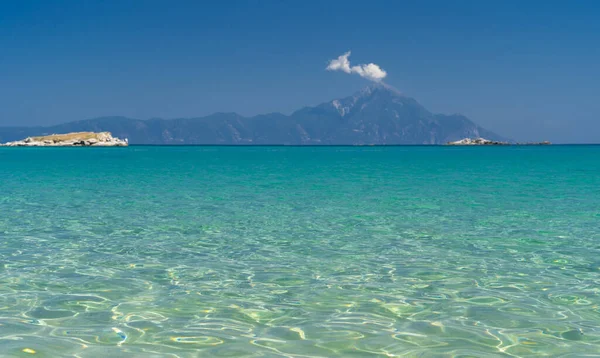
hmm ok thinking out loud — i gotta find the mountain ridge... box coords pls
[0,85,507,145]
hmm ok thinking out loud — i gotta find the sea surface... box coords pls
[1,146,599,357]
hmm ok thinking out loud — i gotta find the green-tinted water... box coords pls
[1,146,599,357]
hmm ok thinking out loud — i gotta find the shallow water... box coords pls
[1,146,599,357]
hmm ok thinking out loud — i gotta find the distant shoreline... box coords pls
[3,143,597,147]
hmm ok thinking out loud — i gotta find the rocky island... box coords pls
[447,137,551,146]
[447,137,510,145]
[1,132,128,147]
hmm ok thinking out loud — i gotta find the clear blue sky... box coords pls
[1,0,599,142]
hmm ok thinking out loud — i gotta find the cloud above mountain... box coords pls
[326,51,387,82]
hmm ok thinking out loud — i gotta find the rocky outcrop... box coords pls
[1,132,128,147]
[447,137,551,146]
[447,137,509,145]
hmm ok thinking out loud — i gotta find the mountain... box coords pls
[0,84,506,145]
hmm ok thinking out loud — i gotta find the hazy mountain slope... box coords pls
[0,85,506,145]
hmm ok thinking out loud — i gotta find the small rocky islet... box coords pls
[447,137,551,146]
[1,132,128,147]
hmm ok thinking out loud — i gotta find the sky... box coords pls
[1,0,599,143]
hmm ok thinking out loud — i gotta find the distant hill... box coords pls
[0,84,506,145]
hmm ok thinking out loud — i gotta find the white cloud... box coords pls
[326,51,387,82]
[326,51,353,74]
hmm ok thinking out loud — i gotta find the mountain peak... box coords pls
[326,83,420,118]
[353,84,411,106]
[356,83,403,98]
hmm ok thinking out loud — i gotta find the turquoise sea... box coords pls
[1,146,600,357]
